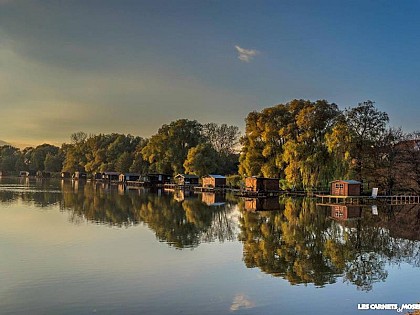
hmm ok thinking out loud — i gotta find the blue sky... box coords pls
[1,0,419,146]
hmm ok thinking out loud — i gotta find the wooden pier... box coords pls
[193,186,233,193]
[316,194,420,205]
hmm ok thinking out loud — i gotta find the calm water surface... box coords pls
[0,178,419,315]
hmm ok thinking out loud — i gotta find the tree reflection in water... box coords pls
[0,178,419,291]
[238,197,420,291]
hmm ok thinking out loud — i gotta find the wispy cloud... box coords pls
[234,45,259,63]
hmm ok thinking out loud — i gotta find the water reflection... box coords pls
[1,178,419,292]
[238,197,420,291]
[0,178,237,249]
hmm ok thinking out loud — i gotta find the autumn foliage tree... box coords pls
[239,99,340,190]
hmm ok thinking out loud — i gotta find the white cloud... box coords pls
[234,45,259,63]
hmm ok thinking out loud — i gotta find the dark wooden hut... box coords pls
[330,180,362,196]
[202,175,226,188]
[61,171,71,179]
[36,171,51,178]
[93,172,103,180]
[119,173,141,182]
[73,171,87,180]
[245,177,279,192]
[103,171,120,182]
[147,173,172,186]
[174,174,199,186]
[19,170,36,177]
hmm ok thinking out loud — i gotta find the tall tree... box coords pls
[344,100,389,181]
[27,144,60,171]
[202,123,240,155]
[0,145,22,172]
[142,119,204,174]
[240,99,340,189]
[202,123,240,174]
[183,143,218,177]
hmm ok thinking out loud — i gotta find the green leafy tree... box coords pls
[202,123,240,174]
[0,145,22,172]
[183,143,218,177]
[344,100,389,181]
[240,99,340,189]
[44,152,64,172]
[142,119,204,174]
[26,144,60,171]
[115,152,133,173]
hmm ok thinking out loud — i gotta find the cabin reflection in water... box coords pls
[330,204,362,220]
[174,189,196,202]
[201,192,225,206]
[244,197,281,211]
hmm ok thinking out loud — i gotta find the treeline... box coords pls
[240,99,419,193]
[0,120,240,177]
[0,99,419,192]
[0,144,64,173]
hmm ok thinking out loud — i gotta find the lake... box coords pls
[0,177,419,315]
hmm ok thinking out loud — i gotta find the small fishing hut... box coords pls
[119,173,141,182]
[147,173,172,186]
[36,171,51,178]
[61,171,71,179]
[73,171,87,180]
[19,170,36,177]
[330,180,362,196]
[245,177,279,193]
[103,171,120,182]
[202,175,226,188]
[175,174,199,186]
[93,172,103,180]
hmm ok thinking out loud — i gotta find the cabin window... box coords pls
[335,183,344,189]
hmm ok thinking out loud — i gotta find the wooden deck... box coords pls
[316,194,420,205]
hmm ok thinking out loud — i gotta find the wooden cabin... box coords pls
[36,171,51,178]
[19,170,36,177]
[119,173,141,182]
[61,171,71,179]
[245,197,281,211]
[174,174,199,186]
[202,175,226,188]
[103,171,120,182]
[73,171,87,180]
[330,180,362,196]
[93,172,103,180]
[245,177,279,192]
[147,173,172,186]
[330,205,362,220]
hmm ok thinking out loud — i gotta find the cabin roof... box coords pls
[103,171,120,175]
[175,174,199,179]
[147,173,172,176]
[205,175,226,179]
[331,179,362,184]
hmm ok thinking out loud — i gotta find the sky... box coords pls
[1,0,419,147]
